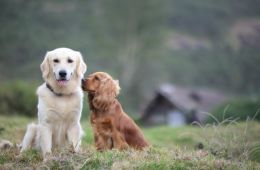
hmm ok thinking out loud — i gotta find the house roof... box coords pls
[157,84,227,115]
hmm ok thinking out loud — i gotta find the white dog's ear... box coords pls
[40,51,50,80]
[76,52,87,78]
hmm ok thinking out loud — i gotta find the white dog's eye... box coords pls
[94,76,100,81]
[53,59,59,63]
[68,58,73,63]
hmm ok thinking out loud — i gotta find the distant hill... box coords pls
[0,0,259,111]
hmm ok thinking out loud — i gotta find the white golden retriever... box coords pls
[20,48,87,157]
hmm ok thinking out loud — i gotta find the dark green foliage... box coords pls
[0,81,37,117]
[0,0,260,113]
[81,97,91,120]
[205,97,260,123]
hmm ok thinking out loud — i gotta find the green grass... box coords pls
[144,126,198,149]
[0,116,260,169]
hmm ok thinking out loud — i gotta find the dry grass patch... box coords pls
[0,116,259,169]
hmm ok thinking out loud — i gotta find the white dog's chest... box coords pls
[37,87,83,124]
[50,98,79,122]
[47,97,79,122]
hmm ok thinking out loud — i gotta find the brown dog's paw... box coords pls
[118,143,129,150]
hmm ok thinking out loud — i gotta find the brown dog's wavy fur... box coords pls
[82,72,149,151]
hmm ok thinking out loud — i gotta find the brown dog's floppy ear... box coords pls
[93,78,121,111]
[40,51,50,80]
[76,52,87,78]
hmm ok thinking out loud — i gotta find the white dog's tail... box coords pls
[0,139,13,150]
[20,123,37,152]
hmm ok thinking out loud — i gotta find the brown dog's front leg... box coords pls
[112,130,128,150]
[94,134,109,151]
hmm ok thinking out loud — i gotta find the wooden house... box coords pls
[140,84,227,127]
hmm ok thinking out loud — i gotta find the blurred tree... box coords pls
[86,0,168,87]
[0,0,260,114]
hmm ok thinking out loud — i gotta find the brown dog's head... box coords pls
[82,72,120,110]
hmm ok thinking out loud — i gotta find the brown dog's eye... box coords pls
[68,58,73,63]
[53,59,59,63]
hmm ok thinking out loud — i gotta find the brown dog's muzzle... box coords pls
[81,78,95,93]
[81,79,87,91]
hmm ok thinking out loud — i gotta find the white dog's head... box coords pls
[41,48,87,94]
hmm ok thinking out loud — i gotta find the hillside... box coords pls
[0,116,259,169]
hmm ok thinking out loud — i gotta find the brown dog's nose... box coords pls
[81,79,86,84]
[81,79,86,90]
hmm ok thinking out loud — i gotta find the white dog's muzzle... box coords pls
[55,69,72,86]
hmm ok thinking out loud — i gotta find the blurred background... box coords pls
[0,0,259,125]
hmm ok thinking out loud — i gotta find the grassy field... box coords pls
[0,116,259,169]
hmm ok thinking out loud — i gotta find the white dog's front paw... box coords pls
[73,146,81,153]
[43,152,52,162]
[69,141,81,153]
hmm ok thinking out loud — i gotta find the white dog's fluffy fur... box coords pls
[20,48,87,157]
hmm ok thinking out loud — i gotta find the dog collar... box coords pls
[46,83,63,96]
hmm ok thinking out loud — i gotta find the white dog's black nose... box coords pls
[59,70,67,78]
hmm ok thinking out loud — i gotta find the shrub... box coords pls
[0,81,38,117]
[205,97,260,123]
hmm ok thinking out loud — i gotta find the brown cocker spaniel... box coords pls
[82,72,149,151]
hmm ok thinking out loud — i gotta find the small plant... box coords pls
[249,145,260,163]
[195,111,260,166]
